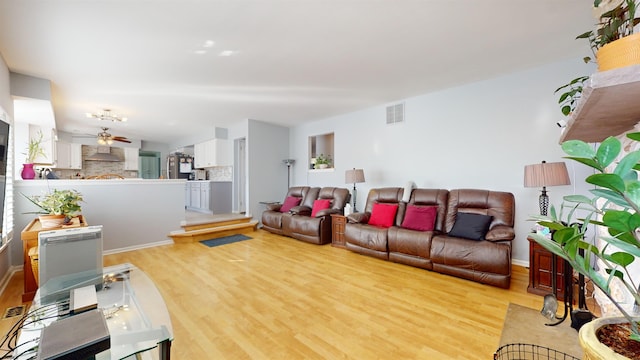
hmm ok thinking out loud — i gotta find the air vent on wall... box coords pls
[386,103,404,124]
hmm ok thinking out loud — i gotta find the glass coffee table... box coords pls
[14,263,173,360]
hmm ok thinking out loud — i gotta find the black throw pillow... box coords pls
[448,213,493,241]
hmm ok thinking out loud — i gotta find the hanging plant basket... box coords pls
[597,32,640,72]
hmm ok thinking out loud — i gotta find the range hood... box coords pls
[85,146,122,162]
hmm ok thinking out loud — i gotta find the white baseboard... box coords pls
[0,265,23,297]
[512,258,529,268]
[103,240,174,256]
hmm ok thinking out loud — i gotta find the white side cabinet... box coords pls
[124,148,140,171]
[194,139,230,168]
[55,142,82,169]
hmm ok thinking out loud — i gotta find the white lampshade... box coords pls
[345,169,365,184]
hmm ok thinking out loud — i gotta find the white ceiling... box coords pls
[0,0,595,145]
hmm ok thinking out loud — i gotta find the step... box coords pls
[182,216,253,232]
[169,221,259,244]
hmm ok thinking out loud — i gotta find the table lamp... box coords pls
[524,161,571,216]
[345,168,365,212]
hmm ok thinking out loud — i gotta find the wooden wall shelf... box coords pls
[559,64,640,143]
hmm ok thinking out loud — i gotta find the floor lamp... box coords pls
[283,159,295,189]
[345,168,365,212]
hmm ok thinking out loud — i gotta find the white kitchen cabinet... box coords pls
[185,181,232,214]
[188,182,201,210]
[194,139,230,168]
[54,141,82,169]
[124,147,139,171]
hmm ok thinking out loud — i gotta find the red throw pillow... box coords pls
[368,203,399,228]
[401,205,438,231]
[280,196,301,213]
[311,199,331,217]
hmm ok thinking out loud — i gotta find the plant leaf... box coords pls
[586,173,625,193]
[596,137,622,168]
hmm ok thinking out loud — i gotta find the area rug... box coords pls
[200,234,252,248]
[497,303,583,358]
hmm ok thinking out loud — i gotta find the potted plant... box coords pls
[530,134,640,359]
[579,0,640,71]
[21,130,46,180]
[315,154,331,169]
[23,189,83,229]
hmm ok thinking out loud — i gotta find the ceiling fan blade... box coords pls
[112,137,131,143]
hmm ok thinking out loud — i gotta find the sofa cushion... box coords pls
[401,205,437,231]
[311,199,331,217]
[281,196,302,213]
[368,203,398,228]
[448,213,493,240]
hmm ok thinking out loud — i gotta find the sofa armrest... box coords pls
[314,208,339,217]
[347,212,370,224]
[290,205,312,216]
[266,203,282,211]
[485,225,515,242]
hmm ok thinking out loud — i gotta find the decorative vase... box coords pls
[596,32,640,72]
[579,316,632,359]
[317,164,328,169]
[21,163,36,180]
[38,214,67,229]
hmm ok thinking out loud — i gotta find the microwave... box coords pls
[194,170,207,180]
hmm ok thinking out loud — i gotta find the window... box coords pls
[308,132,334,170]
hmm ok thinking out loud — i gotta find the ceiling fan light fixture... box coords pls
[87,109,127,123]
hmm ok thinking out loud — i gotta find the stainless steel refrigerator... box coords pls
[166,153,194,179]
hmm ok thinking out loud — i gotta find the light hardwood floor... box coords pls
[0,230,544,359]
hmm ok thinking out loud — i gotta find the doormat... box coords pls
[2,305,25,320]
[498,303,583,358]
[200,234,252,248]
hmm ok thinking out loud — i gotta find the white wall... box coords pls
[290,58,596,265]
[247,120,289,219]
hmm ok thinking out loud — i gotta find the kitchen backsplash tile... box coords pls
[208,166,232,181]
[51,146,138,179]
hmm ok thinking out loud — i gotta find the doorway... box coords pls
[139,151,161,179]
[233,138,246,214]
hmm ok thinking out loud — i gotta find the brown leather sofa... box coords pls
[261,186,318,235]
[262,186,350,245]
[345,188,515,288]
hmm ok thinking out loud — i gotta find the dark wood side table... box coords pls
[527,236,566,299]
[331,214,346,248]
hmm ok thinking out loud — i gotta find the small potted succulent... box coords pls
[23,189,84,229]
[315,154,331,169]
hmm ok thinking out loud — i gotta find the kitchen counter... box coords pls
[15,179,185,253]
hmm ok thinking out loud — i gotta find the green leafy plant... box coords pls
[554,1,640,117]
[578,0,640,62]
[23,189,83,219]
[23,130,46,164]
[530,133,640,342]
[555,75,590,116]
[315,154,332,166]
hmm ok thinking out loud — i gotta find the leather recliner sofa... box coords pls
[262,186,350,245]
[345,188,515,288]
[261,186,318,235]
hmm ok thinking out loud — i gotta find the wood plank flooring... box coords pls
[0,229,545,359]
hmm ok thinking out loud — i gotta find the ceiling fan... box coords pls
[96,127,131,144]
